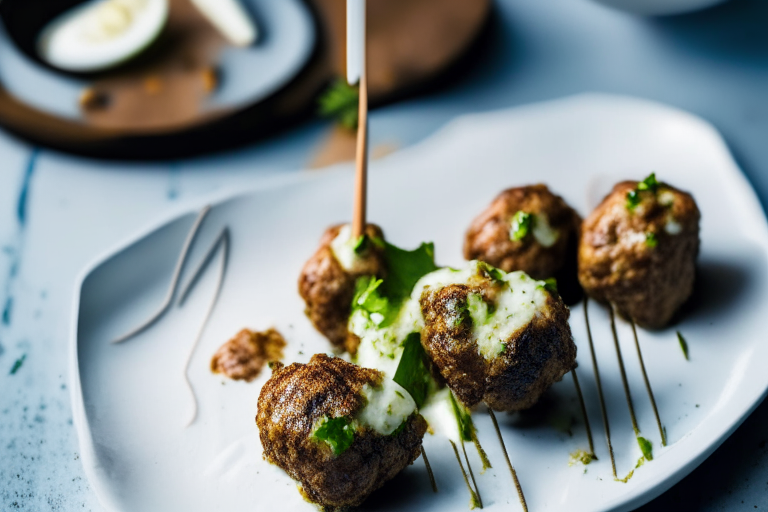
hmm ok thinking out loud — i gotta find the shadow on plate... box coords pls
[672,256,756,328]
[358,461,438,512]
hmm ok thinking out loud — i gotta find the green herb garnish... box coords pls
[626,190,642,210]
[542,277,558,295]
[318,79,359,130]
[677,331,689,361]
[379,242,439,305]
[390,419,408,437]
[351,241,439,327]
[627,173,660,211]
[312,416,355,455]
[510,211,533,241]
[448,391,475,443]
[9,354,25,375]
[353,235,368,254]
[393,333,431,408]
[448,391,492,471]
[352,277,389,319]
[637,436,653,461]
[477,261,505,283]
[645,231,658,248]
[637,173,659,193]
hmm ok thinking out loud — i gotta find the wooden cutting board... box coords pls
[0,0,491,159]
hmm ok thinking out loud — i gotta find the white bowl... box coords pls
[591,0,728,16]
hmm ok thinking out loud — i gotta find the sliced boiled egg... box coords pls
[37,0,169,73]
[189,0,258,47]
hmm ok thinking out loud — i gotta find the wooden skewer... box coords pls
[351,59,368,239]
[571,369,596,458]
[488,409,528,512]
[609,304,640,435]
[450,440,481,509]
[630,320,667,446]
[583,298,617,478]
[421,447,438,493]
[461,440,483,509]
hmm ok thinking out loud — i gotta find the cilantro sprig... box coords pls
[393,333,431,408]
[626,173,660,211]
[318,79,359,130]
[510,211,533,241]
[637,173,659,193]
[351,241,439,327]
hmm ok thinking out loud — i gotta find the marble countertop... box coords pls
[2,0,767,510]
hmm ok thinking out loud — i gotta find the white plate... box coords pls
[589,0,728,16]
[71,94,768,512]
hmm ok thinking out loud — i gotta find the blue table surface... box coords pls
[1,0,767,510]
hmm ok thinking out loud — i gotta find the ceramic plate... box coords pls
[71,94,768,512]
[0,0,315,120]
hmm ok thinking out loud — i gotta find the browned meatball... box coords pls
[418,263,576,411]
[256,354,427,510]
[210,328,285,382]
[578,178,700,328]
[464,185,581,280]
[299,224,385,352]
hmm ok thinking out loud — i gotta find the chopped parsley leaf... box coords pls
[645,231,658,248]
[637,436,653,461]
[542,277,558,295]
[626,190,642,210]
[393,333,431,408]
[312,416,355,455]
[627,173,661,211]
[510,211,533,242]
[353,235,368,254]
[477,261,505,283]
[318,79,359,130]
[637,173,659,193]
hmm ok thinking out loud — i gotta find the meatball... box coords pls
[257,354,427,509]
[578,177,700,328]
[299,224,386,351]
[417,261,576,412]
[464,185,581,280]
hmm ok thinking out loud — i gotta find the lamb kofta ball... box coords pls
[464,184,581,280]
[415,261,576,412]
[299,224,386,352]
[578,175,700,328]
[257,354,427,510]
